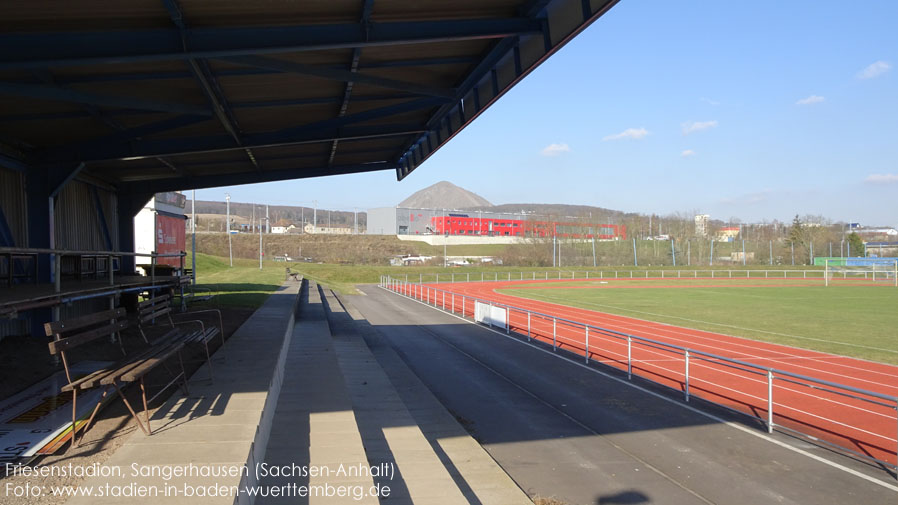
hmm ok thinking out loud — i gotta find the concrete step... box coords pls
[331,290,533,505]
[321,287,469,505]
[257,282,376,505]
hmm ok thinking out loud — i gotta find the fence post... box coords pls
[553,318,557,351]
[462,296,465,317]
[627,336,632,379]
[452,293,454,313]
[527,312,531,341]
[684,351,690,402]
[488,302,492,328]
[767,370,774,433]
[584,326,589,363]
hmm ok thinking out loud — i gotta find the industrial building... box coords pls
[367,207,625,239]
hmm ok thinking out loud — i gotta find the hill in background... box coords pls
[399,181,492,209]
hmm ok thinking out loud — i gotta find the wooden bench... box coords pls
[137,292,223,381]
[285,267,301,281]
[45,308,189,449]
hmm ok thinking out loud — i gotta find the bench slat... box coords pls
[120,344,185,382]
[140,306,171,323]
[48,320,129,355]
[44,308,126,336]
[94,339,184,385]
[138,294,171,309]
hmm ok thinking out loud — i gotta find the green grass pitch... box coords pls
[498,279,898,365]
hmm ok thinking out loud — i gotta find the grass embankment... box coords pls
[499,280,898,364]
[194,233,509,264]
[187,253,291,308]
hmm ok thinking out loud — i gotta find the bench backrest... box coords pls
[45,308,129,382]
[137,292,175,342]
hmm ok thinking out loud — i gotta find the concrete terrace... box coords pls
[61,279,530,505]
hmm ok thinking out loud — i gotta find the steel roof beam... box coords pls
[223,55,454,100]
[44,115,209,159]
[163,0,260,171]
[120,161,398,194]
[329,0,376,167]
[28,57,480,85]
[0,81,211,116]
[42,123,425,163]
[0,94,421,122]
[0,18,542,70]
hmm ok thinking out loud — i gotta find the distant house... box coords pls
[303,223,352,235]
[271,224,297,234]
[715,227,740,242]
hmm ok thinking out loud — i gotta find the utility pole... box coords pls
[354,208,358,235]
[251,205,255,233]
[266,205,270,233]
[313,200,317,229]
[191,190,196,285]
[552,223,557,267]
[591,228,597,267]
[226,193,232,267]
[259,215,264,270]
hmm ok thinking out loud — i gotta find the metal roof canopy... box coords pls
[0,0,619,195]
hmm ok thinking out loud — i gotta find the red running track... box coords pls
[388,278,898,468]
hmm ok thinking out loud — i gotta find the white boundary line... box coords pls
[379,286,898,493]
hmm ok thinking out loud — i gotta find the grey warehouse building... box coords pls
[367,207,530,236]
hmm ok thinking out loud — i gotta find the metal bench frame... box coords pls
[137,292,223,382]
[45,308,189,449]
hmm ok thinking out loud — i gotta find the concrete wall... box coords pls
[366,207,398,235]
[397,235,525,245]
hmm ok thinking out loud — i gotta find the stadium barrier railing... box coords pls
[403,269,839,284]
[379,275,898,477]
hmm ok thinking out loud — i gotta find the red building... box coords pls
[429,214,626,239]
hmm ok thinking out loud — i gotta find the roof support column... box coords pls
[24,166,52,336]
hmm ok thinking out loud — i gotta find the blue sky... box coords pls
[196,0,897,225]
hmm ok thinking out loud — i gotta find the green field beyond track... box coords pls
[498,280,898,365]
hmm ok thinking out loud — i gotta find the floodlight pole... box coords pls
[226,193,232,267]
[259,216,264,270]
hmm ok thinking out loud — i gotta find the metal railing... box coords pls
[0,247,186,293]
[401,268,835,285]
[380,275,898,475]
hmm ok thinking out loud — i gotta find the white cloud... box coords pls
[602,128,649,141]
[700,97,720,106]
[681,149,695,158]
[857,60,891,79]
[540,143,570,156]
[796,95,825,105]
[681,120,718,135]
[865,173,898,184]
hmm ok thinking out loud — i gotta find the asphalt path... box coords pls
[350,285,897,505]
